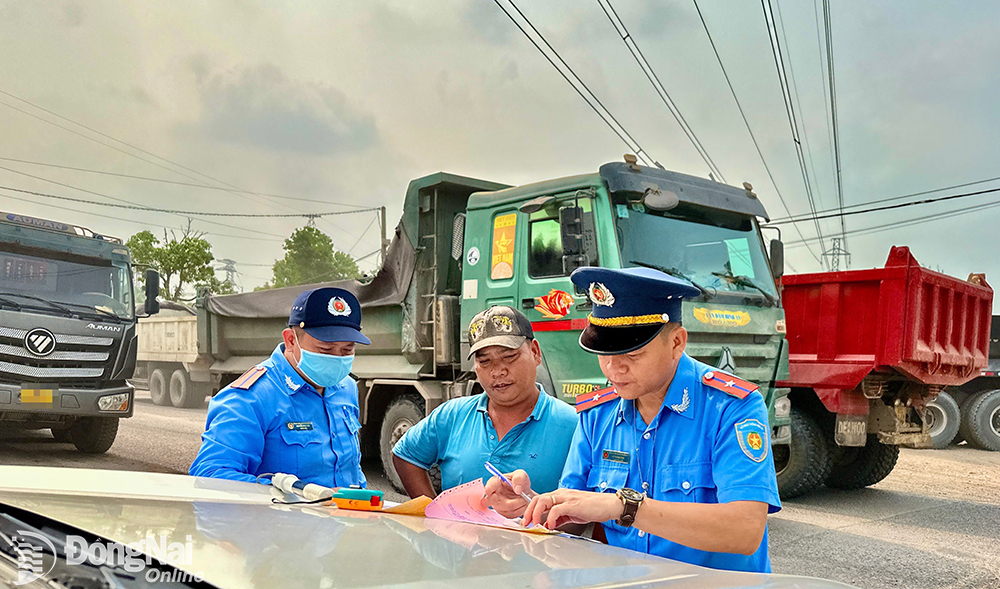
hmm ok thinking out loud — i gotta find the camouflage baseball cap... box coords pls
[467,306,534,358]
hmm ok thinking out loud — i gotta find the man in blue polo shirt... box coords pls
[391,306,577,498]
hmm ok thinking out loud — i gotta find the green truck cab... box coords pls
[460,161,790,427]
[195,160,790,491]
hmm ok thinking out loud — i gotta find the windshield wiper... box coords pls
[628,260,715,299]
[0,290,75,317]
[711,272,778,306]
[55,300,126,322]
[0,295,22,311]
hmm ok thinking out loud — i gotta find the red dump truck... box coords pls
[774,246,993,497]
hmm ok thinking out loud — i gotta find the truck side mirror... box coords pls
[769,239,784,280]
[559,205,587,275]
[144,269,160,315]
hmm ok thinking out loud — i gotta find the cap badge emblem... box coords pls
[328,297,351,316]
[469,318,486,341]
[589,282,615,307]
[492,315,514,332]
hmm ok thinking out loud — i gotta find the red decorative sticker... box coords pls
[534,289,575,319]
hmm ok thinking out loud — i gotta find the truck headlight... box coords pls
[98,393,130,412]
[774,396,791,418]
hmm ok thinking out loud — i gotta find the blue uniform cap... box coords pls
[288,287,370,345]
[569,267,701,355]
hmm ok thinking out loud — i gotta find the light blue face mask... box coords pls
[295,344,354,388]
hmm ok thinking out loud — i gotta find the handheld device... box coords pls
[270,473,384,511]
[484,461,533,504]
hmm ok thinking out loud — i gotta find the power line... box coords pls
[691,0,821,264]
[0,156,371,208]
[770,175,1000,222]
[821,0,847,247]
[492,0,656,167]
[785,198,1000,249]
[761,0,828,260]
[767,186,1000,225]
[0,163,288,239]
[0,89,309,217]
[347,214,379,255]
[0,183,381,219]
[0,190,284,243]
[599,0,724,182]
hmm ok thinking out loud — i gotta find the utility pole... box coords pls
[216,258,241,292]
[379,206,388,267]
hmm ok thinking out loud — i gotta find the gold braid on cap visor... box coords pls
[587,313,668,327]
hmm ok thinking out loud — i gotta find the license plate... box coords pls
[19,383,57,404]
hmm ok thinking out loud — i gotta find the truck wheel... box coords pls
[169,369,206,408]
[825,435,899,489]
[149,368,168,406]
[959,389,1000,451]
[775,408,832,499]
[380,396,424,494]
[70,417,119,454]
[924,391,960,449]
[50,427,72,443]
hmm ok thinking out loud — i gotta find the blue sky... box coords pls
[1,0,998,290]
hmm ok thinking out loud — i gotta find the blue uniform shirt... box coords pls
[392,385,577,493]
[560,353,780,573]
[189,344,366,488]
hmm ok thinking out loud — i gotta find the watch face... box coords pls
[619,488,644,502]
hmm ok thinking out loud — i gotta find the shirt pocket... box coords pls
[586,464,630,494]
[277,427,324,475]
[657,462,715,503]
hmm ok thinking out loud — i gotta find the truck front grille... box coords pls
[0,326,116,385]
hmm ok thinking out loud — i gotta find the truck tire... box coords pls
[50,427,72,443]
[70,417,119,454]
[380,395,425,494]
[149,368,168,406]
[775,408,832,499]
[169,369,206,408]
[825,435,899,489]
[959,389,1000,451]
[924,391,960,449]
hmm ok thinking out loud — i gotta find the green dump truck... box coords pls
[195,159,791,491]
[0,211,160,453]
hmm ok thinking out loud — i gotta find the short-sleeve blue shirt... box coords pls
[560,353,780,573]
[189,344,366,488]
[392,386,578,493]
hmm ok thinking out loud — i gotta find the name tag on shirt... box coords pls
[286,421,314,431]
[602,449,630,464]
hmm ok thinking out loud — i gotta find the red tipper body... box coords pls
[778,246,993,414]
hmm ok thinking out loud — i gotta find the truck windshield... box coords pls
[0,249,133,319]
[615,207,778,300]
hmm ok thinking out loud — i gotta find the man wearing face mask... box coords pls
[189,287,369,488]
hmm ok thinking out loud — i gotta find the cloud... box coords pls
[193,63,379,156]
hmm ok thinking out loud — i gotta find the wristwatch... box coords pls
[615,487,645,527]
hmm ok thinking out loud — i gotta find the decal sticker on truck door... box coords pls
[490,213,517,280]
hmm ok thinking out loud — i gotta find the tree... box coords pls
[269,226,360,288]
[126,229,222,301]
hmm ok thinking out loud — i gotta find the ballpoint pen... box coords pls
[484,461,533,504]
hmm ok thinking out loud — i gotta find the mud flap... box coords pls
[835,413,867,446]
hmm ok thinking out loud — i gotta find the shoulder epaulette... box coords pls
[702,370,758,399]
[231,366,267,390]
[575,386,619,413]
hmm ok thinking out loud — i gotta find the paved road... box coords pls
[3,391,999,589]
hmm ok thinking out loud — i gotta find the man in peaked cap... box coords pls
[190,287,370,487]
[484,267,781,573]
[391,306,577,498]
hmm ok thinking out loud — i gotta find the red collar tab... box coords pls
[702,370,757,399]
[576,386,620,413]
